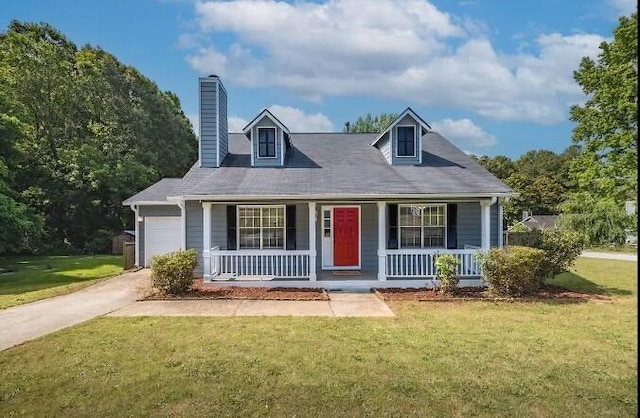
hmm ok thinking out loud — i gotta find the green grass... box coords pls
[0,258,636,417]
[0,255,122,309]
[588,245,638,254]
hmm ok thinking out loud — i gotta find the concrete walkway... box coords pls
[109,291,395,318]
[0,269,149,351]
[580,251,637,262]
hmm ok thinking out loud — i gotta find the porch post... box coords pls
[480,200,491,250]
[498,199,504,248]
[202,202,212,281]
[131,205,140,267]
[308,202,317,281]
[377,201,387,281]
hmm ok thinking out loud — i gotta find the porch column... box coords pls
[178,200,186,250]
[480,200,491,250]
[202,202,212,281]
[377,201,387,281]
[131,205,140,267]
[308,202,317,281]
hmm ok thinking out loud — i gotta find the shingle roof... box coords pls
[124,132,513,204]
[521,215,560,230]
[122,178,182,205]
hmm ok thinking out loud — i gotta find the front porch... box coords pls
[199,200,500,289]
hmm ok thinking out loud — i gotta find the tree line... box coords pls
[0,21,197,255]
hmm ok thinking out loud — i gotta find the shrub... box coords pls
[83,229,113,254]
[151,249,198,295]
[478,246,546,297]
[532,228,586,279]
[435,253,460,294]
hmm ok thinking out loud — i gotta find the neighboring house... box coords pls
[123,76,514,289]
[507,214,560,232]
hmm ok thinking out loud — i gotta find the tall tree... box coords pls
[569,12,637,201]
[0,21,197,254]
[345,113,399,133]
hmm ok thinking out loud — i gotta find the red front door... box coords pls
[333,207,359,266]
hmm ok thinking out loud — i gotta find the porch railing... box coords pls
[209,248,312,280]
[386,249,483,278]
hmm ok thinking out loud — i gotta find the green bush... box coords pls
[478,246,546,297]
[83,229,113,254]
[151,249,198,295]
[435,253,460,294]
[532,228,586,279]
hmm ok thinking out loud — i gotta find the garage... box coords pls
[144,217,182,266]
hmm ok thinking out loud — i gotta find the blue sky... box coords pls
[1,0,636,158]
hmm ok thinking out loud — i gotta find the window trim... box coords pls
[256,127,278,159]
[237,205,286,250]
[395,125,417,158]
[398,204,447,249]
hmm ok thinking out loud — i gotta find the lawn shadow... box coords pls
[548,271,633,296]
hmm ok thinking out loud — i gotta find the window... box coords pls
[238,206,285,249]
[399,204,445,248]
[396,126,416,157]
[258,127,276,158]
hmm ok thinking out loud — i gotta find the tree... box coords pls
[569,12,637,202]
[345,113,398,133]
[0,21,197,254]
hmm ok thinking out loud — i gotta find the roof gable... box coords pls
[371,107,432,147]
[242,109,290,136]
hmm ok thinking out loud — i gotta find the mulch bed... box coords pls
[374,285,611,302]
[143,279,329,301]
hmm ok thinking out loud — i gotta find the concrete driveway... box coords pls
[0,269,149,352]
[580,251,637,262]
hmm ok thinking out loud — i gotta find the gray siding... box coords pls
[296,203,310,250]
[218,83,228,164]
[378,133,391,163]
[457,202,481,248]
[199,78,218,168]
[491,203,499,247]
[252,116,284,167]
[186,201,204,276]
[138,205,181,268]
[211,204,227,250]
[390,114,421,165]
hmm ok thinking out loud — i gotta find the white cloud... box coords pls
[430,118,496,148]
[228,116,248,132]
[267,105,333,132]
[228,106,333,132]
[608,0,637,16]
[185,0,606,124]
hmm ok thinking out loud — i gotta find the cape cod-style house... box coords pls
[123,76,514,289]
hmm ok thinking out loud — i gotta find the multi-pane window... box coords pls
[399,204,445,248]
[396,126,416,157]
[258,127,276,158]
[238,206,285,249]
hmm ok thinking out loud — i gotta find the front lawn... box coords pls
[0,255,122,309]
[0,258,636,416]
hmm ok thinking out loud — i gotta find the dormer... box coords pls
[370,108,431,165]
[242,109,291,167]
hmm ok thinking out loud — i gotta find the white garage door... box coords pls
[144,217,182,266]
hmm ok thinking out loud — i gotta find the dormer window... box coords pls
[396,126,416,157]
[258,127,276,158]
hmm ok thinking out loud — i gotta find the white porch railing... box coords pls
[208,247,312,280]
[386,249,483,278]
